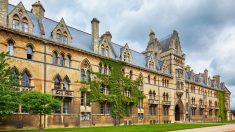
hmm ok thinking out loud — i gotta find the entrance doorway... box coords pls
[175,105,180,121]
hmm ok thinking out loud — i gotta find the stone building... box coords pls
[0,0,231,130]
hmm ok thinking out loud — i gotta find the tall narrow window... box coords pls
[66,55,71,67]
[7,40,14,56]
[59,54,64,66]
[21,72,30,87]
[22,22,28,33]
[81,92,85,106]
[52,52,57,64]
[54,76,61,89]
[86,71,90,82]
[63,100,69,114]
[99,63,102,73]
[63,77,70,90]
[26,45,33,60]
[129,70,133,80]
[81,69,85,82]
[12,19,19,30]
[148,75,151,84]
[56,33,62,42]
[105,46,109,56]
[62,34,68,44]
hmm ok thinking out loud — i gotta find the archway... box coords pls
[175,99,184,121]
[175,105,180,121]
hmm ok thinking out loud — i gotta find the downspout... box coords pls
[158,76,160,123]
[43,41,47,128]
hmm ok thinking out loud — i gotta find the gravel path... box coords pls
[169,124,235,132]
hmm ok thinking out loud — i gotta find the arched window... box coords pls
[153,91,156,99]
[7,40,14,56]
[81,69,85,82]
[101,44,105,56]
[81,59,91,82]
[63,77,70,90]
[104,64,107,74]
[123,51,130,62]
[21,72,30,87]
[154,76,156,85]
[12,67,19,86]
[148,75,151,84]
[149,61,154,70]
[54,75,61,89]
[12,15,19,30]
[99,62,102,73]
[59,53,64,66]
[52,51,57,64]
[22,18,28,33]
[66,55,71,67]
[26,45,33,60]
[86,70,90,82]
[105,46,109,56]
[129,70,133,80]
[62,32,68,44]
[56,30,62,43]
[149,90,152,99]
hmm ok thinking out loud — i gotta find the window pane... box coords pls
[21,72,30,87]
[22,22,28,33]
[52,52,57,64]
[12,20,19,30]
[7,42,14,56]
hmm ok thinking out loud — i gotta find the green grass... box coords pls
[4,123,224,132]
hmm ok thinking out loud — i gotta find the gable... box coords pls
[51,18,72,45]
[8,2,34,34]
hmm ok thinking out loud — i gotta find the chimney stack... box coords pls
[213,75,220,87]
[31,1,45,20]
[0,0,8,27]
[91,17,100,53]
[204,69,208,85]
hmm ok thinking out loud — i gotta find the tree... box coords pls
[0,52,19,119]
[21,92,61,130]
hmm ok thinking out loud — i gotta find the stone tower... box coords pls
[0,0,8,27]
[91,18,100,53]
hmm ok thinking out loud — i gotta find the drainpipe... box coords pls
[158,76,160,123]
[43,41,47,128]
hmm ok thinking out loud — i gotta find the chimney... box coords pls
[31,1,45,20]
[0,0,8,27]
[91,17,100,53]
[204,69,208,85]
[213,75,220,87]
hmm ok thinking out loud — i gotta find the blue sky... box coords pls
[9,0,235,109]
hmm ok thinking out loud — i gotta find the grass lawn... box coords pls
[4,123,224,132]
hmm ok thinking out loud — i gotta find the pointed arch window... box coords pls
[21,72,30,87]
[129,70,133,80]
[54,75,61,89]
[149,61,154,70]
[22,18,29,33]
[66,55,71,67]
[123,51,130,62]
[12,15,20,30]
[52,51,58,64]
[59,53,65,66]
[26,45,33,60]
[12,68,19,86]
[148,75,151,84]
[81,60,91,82]
[63,77,70,90]
[7,40,14,56]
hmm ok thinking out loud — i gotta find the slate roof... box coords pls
[8,4,169,71]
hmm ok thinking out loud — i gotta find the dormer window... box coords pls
[100,44,109,57]
[12,15,20,30]
[123,52,130,62]
[22,18,29,33]
[56,30,68,44]
[13,20,19,30]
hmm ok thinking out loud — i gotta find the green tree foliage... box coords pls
[88,59,145,118]
[21,92,61,129]
[217,91,227,121]
[0,52,19,119]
